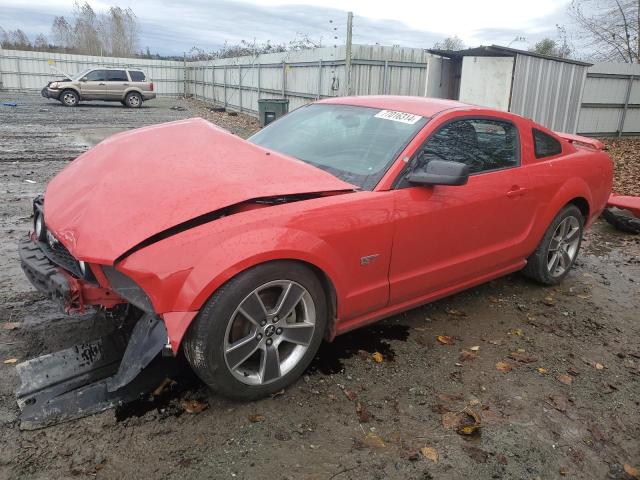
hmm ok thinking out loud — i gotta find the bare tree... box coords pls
[9,29,31,49]
[51,16,73,49]
[34,34,49,50]
[98,6,139,57]
[569,0,639,63]
[73,1,101,55]
[530,26,575,58]
[432,36,465,51]
[0,27,9,48]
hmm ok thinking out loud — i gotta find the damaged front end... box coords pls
[16,196,177,429]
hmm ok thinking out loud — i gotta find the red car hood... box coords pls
[44,118,355,263]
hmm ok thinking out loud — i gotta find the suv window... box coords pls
[84,70,109,81]
[129,70,146,82]
[106,70,128,82]
[533,128,562,158]
[420,118,520,174]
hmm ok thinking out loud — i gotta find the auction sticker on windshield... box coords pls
[374,110,423,124]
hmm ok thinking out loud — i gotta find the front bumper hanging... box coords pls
[15,313,177,430]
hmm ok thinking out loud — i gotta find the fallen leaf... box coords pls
[3,358,17,364]
[465,446,491,463]
[362,433,385,449]
[543,296,555,306]
[421,446,438,462]
[152,378,176,397]
[594,362,604,370]
[459,349,477,362]
[547,393,568,412]
[181,399,208,414]
[343,389,357,401]
[371,352,384,363]
[488,339,502,345]
[442,408,481,435]
[559,467,569,476]
[508,351,538,363]
[446,308,467,317]
[507,328,523,336]
[1,322,21,330]
[624,464,639,479]
[436,335,455,345]
[537,367,547,374]
[576,293,591,299]
[456,409,482,435]
[496,361,513,373]
[355,401,372,423]
[248,413,265,423]
[470,346,480,351]
[557,374,573,386]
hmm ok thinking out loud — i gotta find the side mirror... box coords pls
[406,159,469,186]
[80,77,87,82]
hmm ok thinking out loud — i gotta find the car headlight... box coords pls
[34,211,46,241]
[49,82,59,89]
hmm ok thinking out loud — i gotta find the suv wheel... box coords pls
[125,92,142,108]
[183,261,327,400]
[522,205,584,285]
[60,90,79,107]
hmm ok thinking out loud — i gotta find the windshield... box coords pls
[73,69,92,80]
[248,104,428,190]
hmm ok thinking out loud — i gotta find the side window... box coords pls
[106,70,128,82]
[129,70,146,82]
[420,118,520,174]
[84,70,108,81]
[533,128,562,158]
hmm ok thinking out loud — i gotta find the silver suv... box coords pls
[42,67,156,108]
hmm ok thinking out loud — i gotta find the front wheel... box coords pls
[522,205,584,285]
[60,89,79,107]
[183,261,327,400]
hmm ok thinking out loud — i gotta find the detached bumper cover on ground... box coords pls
[16,234,174,429]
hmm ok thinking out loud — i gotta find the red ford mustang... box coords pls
[18,96,613,424]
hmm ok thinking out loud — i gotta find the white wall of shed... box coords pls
[458,56,514,110]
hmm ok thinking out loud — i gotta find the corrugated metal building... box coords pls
[428,45,591,134]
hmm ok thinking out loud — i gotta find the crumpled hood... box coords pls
[44,118,355,263]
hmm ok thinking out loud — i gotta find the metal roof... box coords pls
[428,45,592,67]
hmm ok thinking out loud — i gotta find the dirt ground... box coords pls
[0,92,638,480]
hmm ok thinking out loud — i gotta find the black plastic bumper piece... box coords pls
[15,313,172,430]
[19,237,72,305]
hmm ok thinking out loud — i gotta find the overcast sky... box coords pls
[0,0,572,55]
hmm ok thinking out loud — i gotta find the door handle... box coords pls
[122,83,129,86]
[506,186,528,198]
[98,83,106,85]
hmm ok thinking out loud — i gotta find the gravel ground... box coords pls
[0,92,639,480]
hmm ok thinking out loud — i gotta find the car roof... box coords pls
[89,67,144,71]
[317,95,476,118]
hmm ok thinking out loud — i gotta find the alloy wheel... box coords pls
[547,216,581,277]
[62,92,77,106]
[223,280,316,385]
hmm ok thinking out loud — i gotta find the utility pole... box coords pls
[345,11,353,96]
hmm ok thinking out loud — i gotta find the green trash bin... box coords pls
[258,98,289,127]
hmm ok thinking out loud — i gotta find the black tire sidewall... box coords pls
[527,205,584,285]
[184,261,327,400]
[61,90,78,107]
[125,92,142,108]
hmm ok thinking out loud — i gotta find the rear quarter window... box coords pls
[129,71,146,82]
[533,128,562,158]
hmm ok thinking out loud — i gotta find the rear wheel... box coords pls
[183,261,327,400]
[522,205,584,285]
[125,92,142,108]
[60,89,79,107]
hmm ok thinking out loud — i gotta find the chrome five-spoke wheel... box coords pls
[547,216,580,277]
[183,261,327,400]
[224,280,316,385]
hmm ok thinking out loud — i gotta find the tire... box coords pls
[183,261,327,400]
[60,89,79,107]
[522,205,584,285]
[124,92,142,108]
[602,207,640,234]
